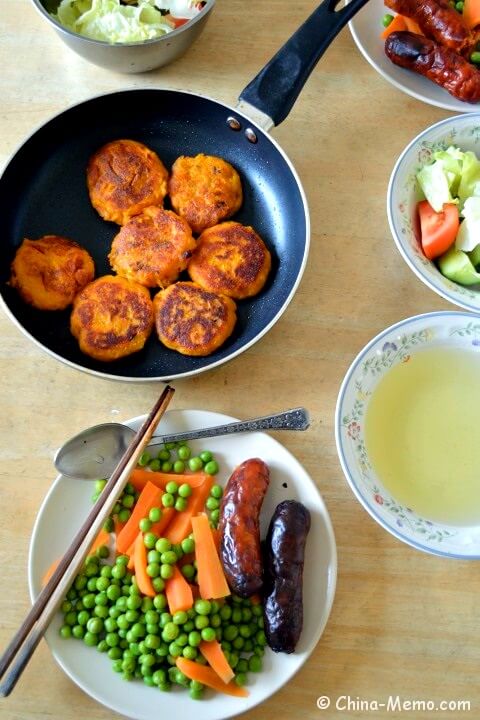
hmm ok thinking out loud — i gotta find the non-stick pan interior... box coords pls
[0,90,308,380]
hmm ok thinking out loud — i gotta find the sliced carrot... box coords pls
[130,468,209,493]
[211,527,221,554]
[165,565,194,614]
[191,514,230,600]
[166,475,214,544]
[381,13,407,39]
[133,532,155,597]
[114,519,125,538]
[41,558,59,588]
[199,639,235,684]
[89,527,110,555]
[176,657,248,697]
[125,538,136,571]
[116,481,163,554]
[404,16,424,34]
[463,0,480,29]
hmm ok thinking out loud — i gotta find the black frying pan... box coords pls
[0,0,369,381]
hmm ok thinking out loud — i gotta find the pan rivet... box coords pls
[227,117,241,131]
[245,128,258,144]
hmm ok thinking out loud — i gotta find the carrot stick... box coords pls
[133,532,155,597]
[404,16,423,34]
[176,657,248,697]
[114,519,125,538]
[381,13,407,39]
[125,538,136,570]
[130,469,209,493]
[41,558,59,588]
[89,527,110,555]
[165,565,194,614]
[166,475,214,545]
[199,639,235,684]
[117,481,163,554]
[463,0,480,29]
[191,514,230,600]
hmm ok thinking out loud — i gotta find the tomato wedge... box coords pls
[418,200,459,260]
[169,15,189,28]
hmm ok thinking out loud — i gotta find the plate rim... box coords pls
[28,408,337,720]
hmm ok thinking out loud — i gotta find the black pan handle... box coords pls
[238,0,370,127]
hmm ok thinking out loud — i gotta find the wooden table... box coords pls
[1,1,478,718]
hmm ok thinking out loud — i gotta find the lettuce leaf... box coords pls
[456,196,480,252]
[417,160,455,213]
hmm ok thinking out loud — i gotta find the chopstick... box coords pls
[0,384,175,697]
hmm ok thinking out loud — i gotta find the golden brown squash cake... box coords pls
[187,221,271,299]
[168,154,243,234]
[153,281,236,356]
[87,139,168,225]
[108,207,196,289]
[9,235,95,311]
[71,275,154,361]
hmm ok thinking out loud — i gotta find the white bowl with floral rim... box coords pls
[388,113,480,313]
[335,311,480,558]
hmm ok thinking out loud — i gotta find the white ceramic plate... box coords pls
[349,0,480,112]
[28,409,337,720]
[336,311,480,558]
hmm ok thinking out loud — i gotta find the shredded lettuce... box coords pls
[54,0,200,43]
[455,196,480,252]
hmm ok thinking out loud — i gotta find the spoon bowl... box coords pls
[54,407,310,480]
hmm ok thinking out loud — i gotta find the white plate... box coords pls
[28,409,337,720]
[349,0,480,113]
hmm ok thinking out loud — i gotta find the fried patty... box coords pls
[87,139,168,225]
[71,275,154,361]
[153,281,236,356]
[9,235,95,311]
[187,221,271,299]
[168,154,243,234]
[108,207,196,289]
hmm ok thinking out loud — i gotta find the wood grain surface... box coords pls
[1,1,478,719]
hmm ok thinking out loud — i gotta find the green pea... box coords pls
[59,625,72,639]
[201,627,216,642]
[232,607,242,623]
[210,613,221,628]
[104,617,117,633]
[177,445,191,461]
[205,496,219,511]
[204,460,219,475]
[155,537,171,553]
[77,610,89,626]
[126,594,142,610]
[210,509,220,524]
[188,456,203,472]
[144,634,160,650]
[146,562,161,578]
[173,610,188,625]
[74,575,88,591]
[239,624,251,638]
[143,532,158,549]
[194,599,211,616]
[180,537,195,555]
[116,555,129,566]
[141,597,154,612]
[160,612,172,627]
[183,645,197,660]
[72,624,85,639]
[220,605,232,621]
[248,655,262,672]
[152,668,167,685]
[162,622,179,641]
[456,0,464,10]
[166,480,179,494]
[472,50,480,63]
[152,577,166,594]
[162,493,175,508]
[173,461,185,474]
[81,593,96,610]
[83,631,98,647]
[148,459,161,472]
[165,442,177,450]
[91,491,100,503]
[235,672,248,686]
[87,617,103,634]
[233,636,245,650]
[149,507,162,523]
[175,497,188,512]
[187,630,202,647]
[168,642,182,658]
[111,564,126,580]
[95,576,109,592]
[161,461,173,472]
[122,493,135,509]
[157,449,171,461]
[223,625,238,641]
[178,483,192,499]
[138,451,151,467]
[160,564,174,580]
[195,615,209,630]
[160,550,177,565]
[100,565,113,579]
[199,451,212,463]
[103,516,114,532]
[139,517,152,533]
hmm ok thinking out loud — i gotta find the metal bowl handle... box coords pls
[238,0,370,128]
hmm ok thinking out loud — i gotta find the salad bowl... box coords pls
[30,0,215,73]
[388,112,480,313]
[336,311,480,559]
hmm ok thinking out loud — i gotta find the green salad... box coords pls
[53,0,205,44]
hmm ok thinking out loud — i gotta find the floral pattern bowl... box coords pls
[388,113,480,312]
[335,311,480,558]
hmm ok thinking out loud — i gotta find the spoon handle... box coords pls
[149,407,310,447]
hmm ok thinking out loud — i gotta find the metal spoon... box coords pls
[54,407,310,480]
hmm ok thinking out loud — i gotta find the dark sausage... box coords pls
[218,458,270,598]
[384,0,474,54]
[263,500,311,654]
[385,31,480,103]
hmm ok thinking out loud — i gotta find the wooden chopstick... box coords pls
[0,384,175,697]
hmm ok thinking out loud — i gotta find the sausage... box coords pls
[384,0,474,54]
[218,458,270,597]
[385,31,480,103]
[263,500,311,654]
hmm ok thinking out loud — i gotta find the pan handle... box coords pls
[238,0,370,128]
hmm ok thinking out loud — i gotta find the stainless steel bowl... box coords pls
[30,0,215,73]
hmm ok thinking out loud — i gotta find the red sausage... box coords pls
[385,31,480,103]
[384,0,475,53]
[218,458,270,598]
